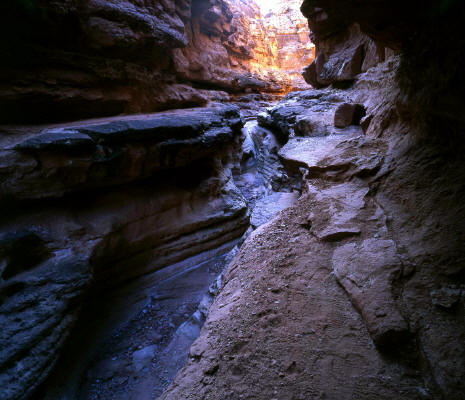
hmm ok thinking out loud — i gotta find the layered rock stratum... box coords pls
[1,0,465,399]
[261,0,315,89]
[0,0,313,124]
[0,105,249,400]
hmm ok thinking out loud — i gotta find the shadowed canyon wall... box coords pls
[300,0,465,136]
[0,105,251,400]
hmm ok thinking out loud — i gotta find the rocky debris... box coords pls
[430,287,463,309]
[132,345,157,372]
[230,93,282,120]
[256,87,382,187]
[0,105,249,400]
[258,89,363,140]
[151,269,227,393]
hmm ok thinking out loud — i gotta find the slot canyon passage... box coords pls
[1,0,465,399]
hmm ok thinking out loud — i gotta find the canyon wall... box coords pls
[262,0,315,89]
[0,105,251,400]
[2,0,464,399]
[0,1,315,398]
[300,4,393,88]
[0,0,301,125]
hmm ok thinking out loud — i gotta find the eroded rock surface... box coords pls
[261,0,315,90]
[159,57,465,400]
[0,0,313,124]
[0,105,249,400]
[1,0,465,399]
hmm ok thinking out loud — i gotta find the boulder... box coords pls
[332,239,410,347]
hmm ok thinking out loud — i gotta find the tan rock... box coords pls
[0,0,313,124]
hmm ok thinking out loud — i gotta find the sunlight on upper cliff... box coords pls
[239,0,315,91]
[254,0,283,13]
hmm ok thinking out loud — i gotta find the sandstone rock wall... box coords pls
[262,0,315,89]
[160,58,465,400]
[172,0,290,95]
[300,0,398,88]
[0,0,312,125]
[300,0,465,133]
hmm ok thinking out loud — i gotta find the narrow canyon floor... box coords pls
[2,59,464,400]
[25,93,300,400]
[161,60,465,399]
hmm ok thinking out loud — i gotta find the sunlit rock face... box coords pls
[174,0,291,95]
[0,0,313,124]
[262,0,315,89]
[222,0,315,92]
